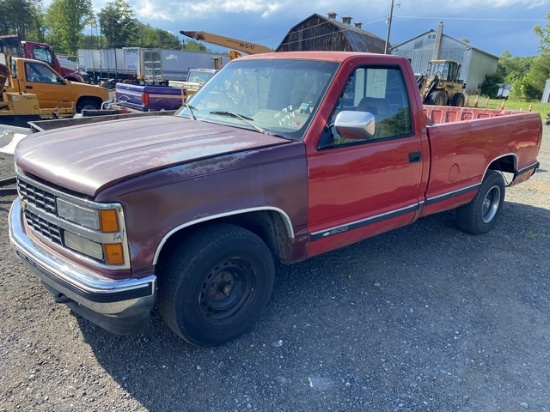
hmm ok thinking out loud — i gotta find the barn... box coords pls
[390,23,499,94]
[276,12,386,54]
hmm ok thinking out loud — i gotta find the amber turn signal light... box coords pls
[103,243,124,265]
[100,209,119,233]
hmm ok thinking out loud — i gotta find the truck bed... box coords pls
[423,105,530,124]
[115,83,183,111]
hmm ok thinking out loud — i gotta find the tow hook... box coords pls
[53,293,71,304]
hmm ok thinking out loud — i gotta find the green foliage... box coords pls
[98,0,137,48]
[135,22,182,48]
[44,0,93,54]
[183,40,207,52]
[498,51,534,83]
[511,13,550,100]
[0,0,44,39]
[534,12,550,54]
[480,73,504,98]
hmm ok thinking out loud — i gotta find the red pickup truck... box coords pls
[9,52,542,346]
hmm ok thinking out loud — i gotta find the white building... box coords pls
[391,23,499,94]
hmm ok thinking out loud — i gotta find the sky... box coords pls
[80,0,548,57]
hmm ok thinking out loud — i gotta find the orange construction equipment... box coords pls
[181,31,271,60]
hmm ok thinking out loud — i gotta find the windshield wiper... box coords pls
[186,103,197,120]
[209,111,265,133]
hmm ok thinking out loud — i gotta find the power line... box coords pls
[398,15,546,22]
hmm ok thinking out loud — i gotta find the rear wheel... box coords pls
[428,91,447,106]
[452,92,465,107]
[158,224,275,346]
[456,170,505,234]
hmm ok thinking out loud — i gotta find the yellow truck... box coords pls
[7,55,108,113]
[1,52,74,127]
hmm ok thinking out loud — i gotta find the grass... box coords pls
[465,95,549,122]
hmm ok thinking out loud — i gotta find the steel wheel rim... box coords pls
[199,259,254,322]
[481,186,501,223]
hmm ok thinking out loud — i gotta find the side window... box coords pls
[25,62,59,83]
[327,66,413,147]
[32,46,54,65]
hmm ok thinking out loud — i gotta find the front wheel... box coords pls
[158,224,275,346]
[456,170,505,234]
[76,98,100,112]
[452,92,465,107]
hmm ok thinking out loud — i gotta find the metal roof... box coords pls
[391,29,499,60]
[277,13,386,54]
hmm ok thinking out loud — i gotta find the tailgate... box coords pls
[115,83,183,111]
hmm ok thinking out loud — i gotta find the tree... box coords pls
[519,54,550,100]
[134,22,182,48]
[480,73,503,98]
[98,0,136,48]
[534,12,550,54]
[183,40,207,52]
[44,0,93,54]
[0,0,44,39]
[513,13,550,99]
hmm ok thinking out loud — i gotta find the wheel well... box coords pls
[156,211,294,269]
[487,155,516,184]
[76,96,102,108]
[488,155,516,174]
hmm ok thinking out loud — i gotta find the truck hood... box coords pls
[15,116,290,197]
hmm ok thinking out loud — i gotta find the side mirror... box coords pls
[334,111,376,140]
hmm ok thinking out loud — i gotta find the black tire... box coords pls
[158,224,275,346]
[76,98,100,113]
[452,92,465,107]
[456,170,505,234]
[428,91,447,106]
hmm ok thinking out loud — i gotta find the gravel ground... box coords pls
[0,125,549,412]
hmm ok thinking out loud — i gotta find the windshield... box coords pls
[175,58,338,141]
[188,70,216,84]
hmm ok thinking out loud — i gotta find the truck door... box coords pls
[21,61,72,109]
[307,66,426,256]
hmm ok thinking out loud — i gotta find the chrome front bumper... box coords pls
[9,198,157,334]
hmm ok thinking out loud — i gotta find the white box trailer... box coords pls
[139,48,229,84]
[78,48,229,84]
[78,48,138,83]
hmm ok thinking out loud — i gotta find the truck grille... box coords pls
[16,173,131,269]
[18,178,57,215]
[23,209,63,245]
[17,177,63,245]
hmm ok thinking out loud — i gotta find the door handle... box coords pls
[409,151,421,163]
[25,85,33,89]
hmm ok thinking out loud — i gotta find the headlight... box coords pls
[64,231,104,260]
[57,199,120,233]
[56,198,125,265]
[57,198,99,229]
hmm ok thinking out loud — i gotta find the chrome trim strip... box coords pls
[17,172,131,269]
[17,172,117,210]
[25,202,126,244]
[10,198,156,313]
[153,206,295,265]
[425,183,480,205]
[310,203,421,242]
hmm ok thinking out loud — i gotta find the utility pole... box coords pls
[384,0,400,54]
